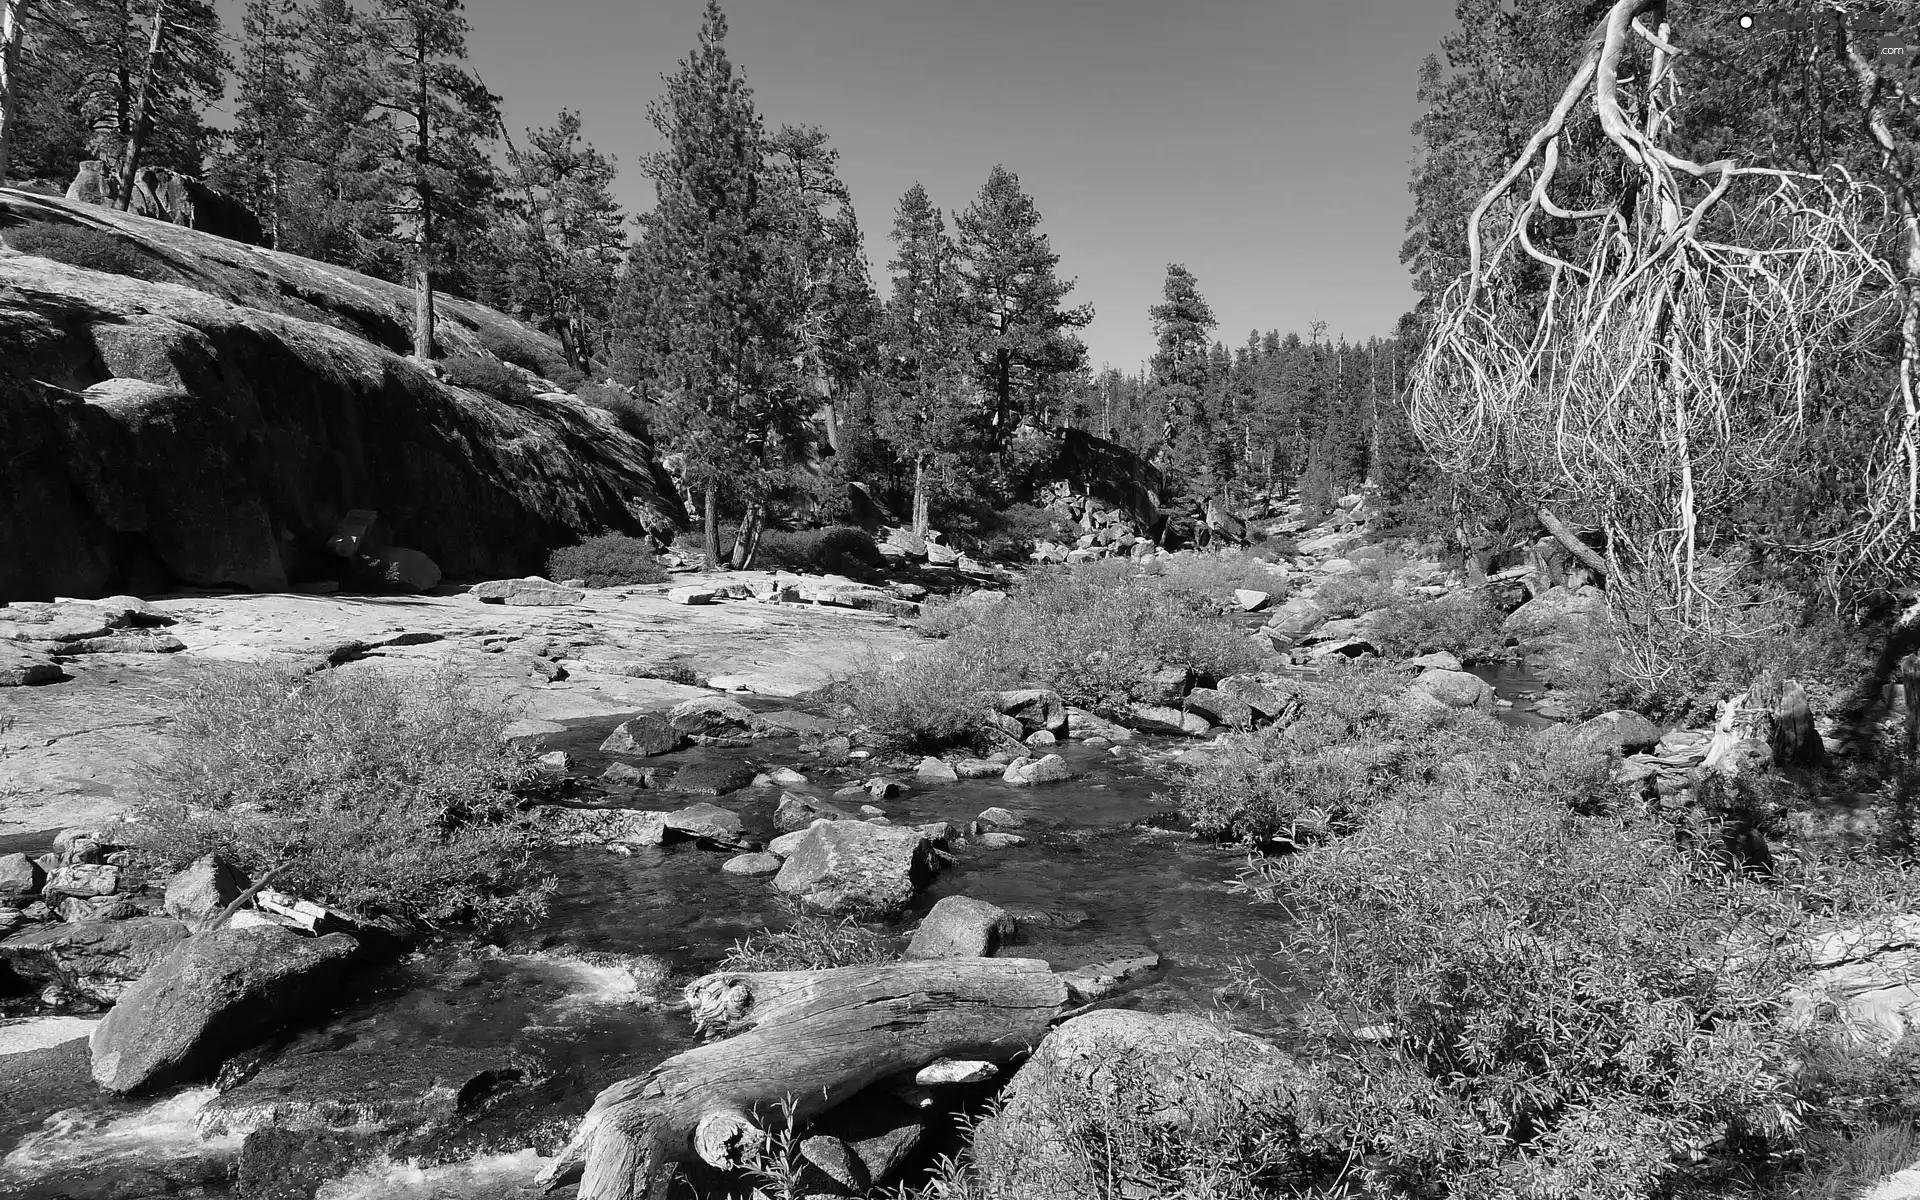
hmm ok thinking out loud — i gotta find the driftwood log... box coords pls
[539,958,1082,1200]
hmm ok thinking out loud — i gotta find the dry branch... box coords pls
[539,958,1080,1200]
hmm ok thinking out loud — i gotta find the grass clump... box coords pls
[1366,588,1509,663]
[133,664,552,930]
[7,221,168,281]
[718,909,895,972]
[1138,551,1290,606]
[579,380,649,438]
[547,533,668,588]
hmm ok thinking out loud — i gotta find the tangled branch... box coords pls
[1410,0,1898,633]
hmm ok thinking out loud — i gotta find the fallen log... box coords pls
[539,958,1076,1200]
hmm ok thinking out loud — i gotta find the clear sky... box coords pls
[350,0,1462,371]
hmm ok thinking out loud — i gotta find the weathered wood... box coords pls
[539,958,1073,1200]
[1535,505,1610,579]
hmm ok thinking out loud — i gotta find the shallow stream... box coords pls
[0,709,1303,1199]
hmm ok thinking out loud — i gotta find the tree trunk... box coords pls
[412,249,434,359]
[702,483,720,571]
[409,27,434,360]
[113,0,165,211]
[1535,505,1609,580]
[911,456,929,537]
[729,503,763,570]
[538,959,1078,1200]
[0,0,26,186]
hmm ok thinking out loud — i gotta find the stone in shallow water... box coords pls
[916,757,958,782]
[599,713,685,757]
[670,761,758,797]
[772,822,935,915]
[905,896,1014,960]
[1002,754,1071,786]
[721,852,782,876]
[664,802,744,843]
[976,832,1026,850]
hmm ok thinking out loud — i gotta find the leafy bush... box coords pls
[547,533,667,588]
[1173,662,1528,842]
[442,352,532,403]
[896,569,1268,713]
[753,525,885,577]
[474,324,568,380]
[1367,588,1509,663]
[1243,748,1810,1200]
[579,380,649,438]
[826,646,1006,752]
[7,221,168,281]
[971,504,1074,561]
[1310,571,1399,619]
[718,909,896,972]
[1148,552,1290,606]
[133,665,552,929]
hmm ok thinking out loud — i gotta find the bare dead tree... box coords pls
[1409,0,1898,693]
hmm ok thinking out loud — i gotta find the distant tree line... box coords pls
[0,0,1426,561]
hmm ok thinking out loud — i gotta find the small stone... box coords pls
[866,777,904,799]
[916,757,959,782]
[537,750,571,773]
[976,807,1027,829]
[600,714,686,757]
[977,832,1026,850]
[721,852,783,876]
[1233,588,1272,612]
[602,762,675,788]
[766,767,808,786]
[774,791,851,832]
[860,805,887,817]
[668,585,718,605]
[670,762,758,796]
[163,855,248,924]
[1025,730,1056,747]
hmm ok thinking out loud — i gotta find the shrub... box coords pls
[1173,662,1518,842]
[1367,589,1509,663]
[753,525,885,577]
[900,569,1268,713]
[442,352,532,403]
[826,646,1006,752]
[718,909,896,973]
[1149,552,1290,606]
[1243,752,1810,1200]
[971,504,1074,561]
[578,380,650,438]
[6,221,168,281]
[133,664,552,929]
[1310,571,1399,619]
[474,324,568,380]
[547,533,667,588]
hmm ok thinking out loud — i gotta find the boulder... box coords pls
[0,852,43,899]
[1264,597,1327,637]
[976,807,1029,829]
[667,696,763,736]
[668,762,758,797]
[1404,651,1465,672]
[954,759,1007,779]
[1065,707,1134,743]
[1502,584,1606,641]
[774,790,852,831]
[0,644,60,686]
[470,578,584,606]
[599,714,686,757]
[995,688,1068,735]
[1407,668,1495,711]
[977,832,1027,849]
[916,757,959,782]
[0,918,190,1005]
[1002,754,1072,786]
[162,855,249,924]
[90,925,357,1093]
[969,1010,1300,1198]
[43,862,122,898]
[1574,709,1663,756]
[721,852,782,876]
[905,896,1014,960]
[1183,687,1253,729]
[1233,588,1272,612]
[772,822,936,914]
[1127,703,1211,737]
[663,802,745,843]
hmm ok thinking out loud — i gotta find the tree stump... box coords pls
[539,958,1076,1200]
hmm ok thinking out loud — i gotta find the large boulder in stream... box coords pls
[772,822,937,915]
[0,188,686,600]
[1406,667,1495,711]
[970,1009,1303,1198]
[0,917,189,1006]
[90,925,357,1093]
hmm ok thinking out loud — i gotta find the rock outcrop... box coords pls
[0,188,686,600]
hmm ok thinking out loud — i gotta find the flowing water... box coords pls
[0,708,1304,1200]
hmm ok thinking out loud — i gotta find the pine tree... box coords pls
[359,0,498,358]
[1149,263,1219,500]
[615,0,802,569]
[54,0,228,194]
[500,109,625,372]
[953,165,1091,447]
[878,182,974,536]
[215,0,302,245]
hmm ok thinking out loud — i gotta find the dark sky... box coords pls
[252,0,1464,369]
